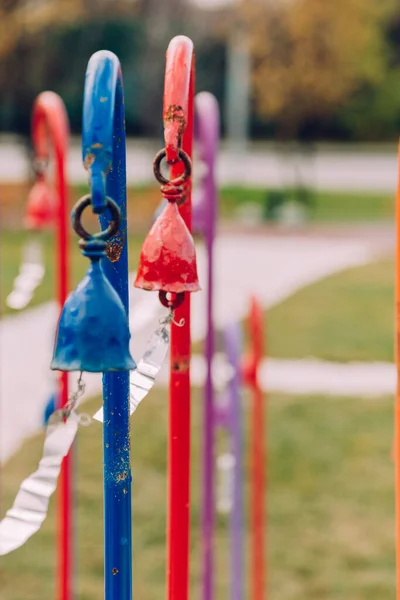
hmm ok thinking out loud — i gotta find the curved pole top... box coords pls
[195,92,219,166]
[164,35,194,163]
[31,91,69,165]
[241,296,264,386]
[193,92,219,239]
[242,296,263,387]
[82,50,123,213]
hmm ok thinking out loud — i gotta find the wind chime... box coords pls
[0,40,200,600]
[134,35,199,600]
[5,91,73,600]
[53,48,136,600]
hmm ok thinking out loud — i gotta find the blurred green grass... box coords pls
[268,259,394,362]
[0,390,395,599]
[219,187,394,222]
[0,185,395,319]
[1,183,394,227]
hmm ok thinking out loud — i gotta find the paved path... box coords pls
[0,137,397,192]
[0,233,385,463]
[186,355,395,398]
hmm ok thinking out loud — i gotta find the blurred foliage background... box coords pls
[0,0,399,141]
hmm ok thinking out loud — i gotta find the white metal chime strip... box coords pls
[93,321,170,422]
[0,321,170,556]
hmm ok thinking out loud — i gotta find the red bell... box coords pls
[24,175,55,230]
[134,199,200,297]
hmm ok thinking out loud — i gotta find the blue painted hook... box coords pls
[84,50,133,600]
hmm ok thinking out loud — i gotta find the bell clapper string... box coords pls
[171,316,185,327]
[61,372,85,421]
[159,308,185,328]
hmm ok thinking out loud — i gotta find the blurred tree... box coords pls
[239,0,395,140]
[0,0,138,135]
[0,0,133,59]
[334,69,400,141]
[0,0,220,137]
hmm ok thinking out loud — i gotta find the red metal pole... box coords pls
[245,297,266,600]
[31,92,71,600]
[164,36,195,600]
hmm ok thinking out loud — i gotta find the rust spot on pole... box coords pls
[83,152,95,170]
[106,230,125,262]
[171,358,190,373]
[164,104,186,132]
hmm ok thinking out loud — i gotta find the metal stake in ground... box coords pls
[134,35,199,600]
[243,297,266,600]
[29,93,71,600]
[84,51,134,600]
[192,91,220,600]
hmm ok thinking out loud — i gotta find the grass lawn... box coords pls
[219,187,394,222]
[0,390,395,599]
[0,183,394,227]
[268,258,394,363]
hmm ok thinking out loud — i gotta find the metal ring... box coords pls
[32,157,48,176]
[158,291,185,310]
[72,194,120,241]
[153,148,192,186]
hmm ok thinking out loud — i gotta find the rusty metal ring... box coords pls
[153,148,192,186]
[158,291,185,310]
[72,194,120,241]
[32,156,48,176]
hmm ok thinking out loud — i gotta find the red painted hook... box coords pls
[134,37,199,300]
[163,35,193,164]
[26,93,68,231]
[164,35,195,600]
[31,91,72,600]
[243,296,263,385]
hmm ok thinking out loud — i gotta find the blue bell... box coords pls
[51,195,136,373]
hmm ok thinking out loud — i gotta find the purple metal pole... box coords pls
[224,323,244,600]
[193,92,220,600]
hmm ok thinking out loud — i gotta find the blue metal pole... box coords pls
[82,51,132,600]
